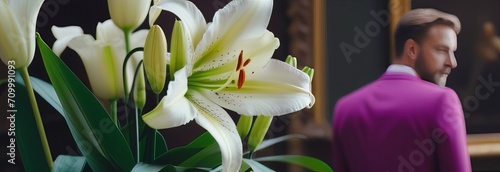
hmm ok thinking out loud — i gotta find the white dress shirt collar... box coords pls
[386,64,418,77]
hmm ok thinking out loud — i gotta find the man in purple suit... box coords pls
[332,9,471,172]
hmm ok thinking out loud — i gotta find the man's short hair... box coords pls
[394,8,461,57]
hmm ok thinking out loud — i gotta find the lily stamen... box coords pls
[243,59,251,67]
[234,50,252,89]
[236,50,243,71]
[238,69,246,89]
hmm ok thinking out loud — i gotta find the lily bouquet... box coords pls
[1,0,332,171]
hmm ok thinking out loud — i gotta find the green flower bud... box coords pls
[170,20,187,80]
[248,115,273,152]
[237,115,253,140]
[133,64,146,109]
[144,25,168,94]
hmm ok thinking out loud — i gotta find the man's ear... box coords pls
[404,39,419,60]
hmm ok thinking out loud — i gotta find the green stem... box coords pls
[19,68,53,168]
[144,127,155,163]
[124,29,131,54]
[122,29,131,104]
[153,129,157,159]
[135,108,140,163]
[121,29,132,144]
[244,151,253,159]
[129,107,138,162]
[128,110,139,162]
[109,100,118,126]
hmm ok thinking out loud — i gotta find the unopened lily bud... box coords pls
[248,115,273,152]
[0,0,44,69]
[237,115,253,140]
[285,55,297,68]
[107,0,151,32]
[133,64,146,109]
[302,66,314,81]
[144,25,168,94]
[169,20,187,80]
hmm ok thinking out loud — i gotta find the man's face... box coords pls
[415,25,458,87]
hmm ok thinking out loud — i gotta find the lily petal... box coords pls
[6,0,44,36]
[191,30,279,76]
[236,31,280,75]
[151,0,207,47]
[51,26,84,56]
[194,0,273,66]
[200,60,315,116]
[128,29,149,71]
[148,0,163,27]
[0,1,21,63]
[68,35,122,100]
[0,0,44,68]
[96,20,124,46]
[142,67,197,129]
[188,91,242,172]
[130,29,149,49]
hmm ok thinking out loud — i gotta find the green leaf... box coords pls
[16,74,64,116]
[36,33,135,171]
[253,134,305,153]
[132,162,171,172]
[153,147,204,165]
[131,163,211,172]
[180,138,221,168]
[254,155,333,172]
[14,81,51,172]
[52,155,88,172]
[181,143,221,168]
[179,132,222,168]
[238,161,251,172]
[153,132,217,167]
[155,130,168,158]
[186,131,215,148]
[141,127,167,163]
[210,161,250,172]
[242,159,275,172]
[132,162,177,172]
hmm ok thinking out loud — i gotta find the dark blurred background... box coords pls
[1,0,500,171]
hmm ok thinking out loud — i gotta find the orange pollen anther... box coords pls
[238,69,246,89]
[235,50,251,89]
[236,50,243,71]
[243,59,251,67]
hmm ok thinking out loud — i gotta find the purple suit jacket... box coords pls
[332,73,471,172]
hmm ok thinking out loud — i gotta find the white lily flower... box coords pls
[143,0,315,171]
[148,0,163,26]
[0,0,44,68]
[107,0,151,31]
[51,19,148,100]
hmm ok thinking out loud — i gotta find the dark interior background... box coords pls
[1,0,500,171]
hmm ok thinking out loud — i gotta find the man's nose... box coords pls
[448,53,457,69]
